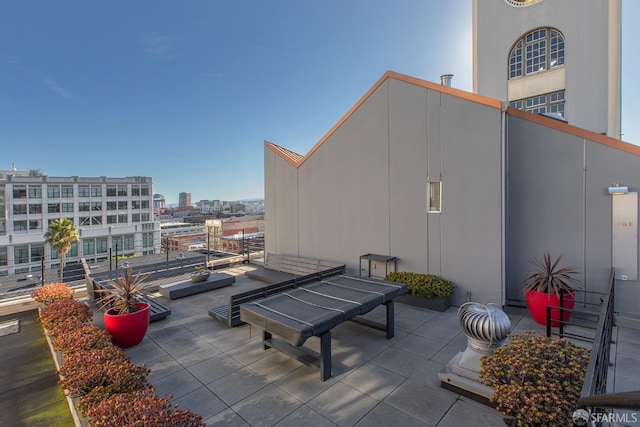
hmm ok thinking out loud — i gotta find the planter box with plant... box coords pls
[522,252,580,326]
[479,330,589,426]
[384,272,455,311]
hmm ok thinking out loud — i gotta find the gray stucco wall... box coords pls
[264,148,299,256]
[266,77,505,305]
[506,115,640,316]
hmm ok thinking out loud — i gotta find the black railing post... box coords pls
[207,228,210,267]
[546,306,551,337]
[559,291,565,337]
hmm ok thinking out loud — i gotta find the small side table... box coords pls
[359,254,398,278]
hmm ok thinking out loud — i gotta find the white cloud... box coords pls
[205,72,227,80]
[141,35,176,60]
[43,78,74,99]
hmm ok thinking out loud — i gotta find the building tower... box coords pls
[473,0,621,138]
[153,194,166,214]
[178,192,191,207]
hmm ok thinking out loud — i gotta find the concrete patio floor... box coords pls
[86,264,639,426]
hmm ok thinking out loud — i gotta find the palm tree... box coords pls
[43,218,79,283]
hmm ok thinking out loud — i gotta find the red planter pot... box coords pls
[526,290,575,327]
[104,302,150,348]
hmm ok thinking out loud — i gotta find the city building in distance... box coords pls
[0,169,160,276]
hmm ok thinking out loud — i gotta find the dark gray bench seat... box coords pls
[245,253,345,284]
[239,275,406,380]
[159,273,235,300]
[209,263,346,327]
[244,268,297,284]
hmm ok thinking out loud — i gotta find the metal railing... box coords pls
[545,289,607,343]
[543,270,637,423]
[578,268,616,399]
[572,269,640,425]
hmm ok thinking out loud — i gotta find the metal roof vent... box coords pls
[440,74,453,87]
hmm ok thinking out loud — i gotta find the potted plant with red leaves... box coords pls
[522,252,580,326]
[96,267,152,348]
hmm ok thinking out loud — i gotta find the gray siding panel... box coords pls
[388,79,429,274]
[297,80,391,272]
[507,115,640,317]
[438,93,503,305]
[507,118,586,303]
[264,148,300,256]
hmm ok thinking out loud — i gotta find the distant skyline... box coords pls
[2,1,639,205]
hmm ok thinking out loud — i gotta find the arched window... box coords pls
[509,28,564,79]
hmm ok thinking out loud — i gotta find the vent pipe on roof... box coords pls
[440,74,453,87]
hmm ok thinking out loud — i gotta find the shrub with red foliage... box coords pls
[31,283,73,304]
[58,346,150,412]
[52,324,112,357]
[85,389,206,427]
[39,299,92,335]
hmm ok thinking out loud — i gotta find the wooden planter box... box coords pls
[394,294,451,312]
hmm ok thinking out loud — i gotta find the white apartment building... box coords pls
[0,170,160,276]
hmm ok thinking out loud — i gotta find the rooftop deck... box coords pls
[88,264,639,426]
[2,262,638,426]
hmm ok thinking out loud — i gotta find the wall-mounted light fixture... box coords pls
[608,182,629,195]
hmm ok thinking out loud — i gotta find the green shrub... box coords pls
[384,272,455,298]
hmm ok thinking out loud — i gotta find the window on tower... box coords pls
[510,90,565,116]
[508,28,566,117]
[509,28,564,79]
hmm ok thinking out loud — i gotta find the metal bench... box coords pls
[159,273,235,300]
[245,254,345,284]
[240,275,407,380]
[209,264,345,327]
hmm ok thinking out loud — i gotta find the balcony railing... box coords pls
[555,269,640,424]
[578,268,616,399]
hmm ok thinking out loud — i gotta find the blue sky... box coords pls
[2,1,638,205]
